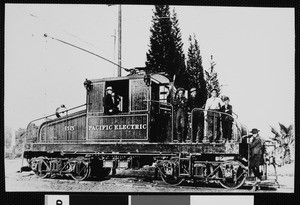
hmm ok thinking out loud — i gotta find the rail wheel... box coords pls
[89,158,111,179]
[219,161,247,189]
[31,157,50,178]
[69,158,91,181]
[97,168,111,179]
[160,158,184,186]
[90,166,111,179]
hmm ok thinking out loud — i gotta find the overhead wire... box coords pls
[44,33,131,72]
[11,6,133,72]
[14,6,103,50]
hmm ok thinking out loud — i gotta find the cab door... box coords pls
[149,82,173,142]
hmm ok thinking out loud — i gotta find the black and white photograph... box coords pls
[4,4,295,193]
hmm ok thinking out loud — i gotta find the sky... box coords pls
[5,4,295,138]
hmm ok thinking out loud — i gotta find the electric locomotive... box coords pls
[21,72,277,189]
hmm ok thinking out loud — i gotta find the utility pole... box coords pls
[111,29,116,76]
[117,5,122,77]
[108,4,122,77]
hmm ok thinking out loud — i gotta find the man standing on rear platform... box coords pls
[204,88,223,142]
[188,87,204,143]
[220,96,233,141]
[174,88,188,143]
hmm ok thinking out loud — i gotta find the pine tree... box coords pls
[171,8,186,87]
[185,34,207,106]
[205,55,221,97]
[145,5,185,82]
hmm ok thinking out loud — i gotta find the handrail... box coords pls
[24,103,87,140]
[232,112,238,119]
[190,108,244,142]
[191,108,236,122]
[144,99,173,108]
[191,107,238,119]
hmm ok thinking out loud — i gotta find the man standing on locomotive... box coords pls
[220,96,233,142]
[204,88,223,142]
[188,87,204,143]
[174,88,188,143]
[111,91,121,114]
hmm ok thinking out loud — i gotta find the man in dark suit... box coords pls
[220,96,233,141]
[188,88,204,143]
[111,91,121,113]
[103,86,120,115]
[249,128,264,190]
[174,88,188,143]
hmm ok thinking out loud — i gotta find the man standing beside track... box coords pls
[249,128,264,190]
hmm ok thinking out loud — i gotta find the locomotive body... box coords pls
[21,73,276,189]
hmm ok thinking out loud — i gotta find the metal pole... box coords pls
[111,29,116,76]
[117,5,122,77]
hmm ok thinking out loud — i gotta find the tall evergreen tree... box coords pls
[205,55,221,97]
[145,5,185,82]
[171,8,186,87]
[185,34,207,106]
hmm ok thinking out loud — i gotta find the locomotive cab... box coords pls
[85,73,172,143]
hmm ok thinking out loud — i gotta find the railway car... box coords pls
[21,72,278,189]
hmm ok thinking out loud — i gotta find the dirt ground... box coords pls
[5,158,294,193]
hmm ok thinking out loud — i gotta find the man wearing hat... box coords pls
[249,128,264,187]
[174,87,188,142]
[103,86,119,115]
[204,88,223,142]
[220,96,233,141]
[188,87,204,143]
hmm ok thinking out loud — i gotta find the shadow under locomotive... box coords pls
[20,73,279,190]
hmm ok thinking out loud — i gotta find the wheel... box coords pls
[91,167,111,179]
[97,168,111,179]
[160,159,184,186]
[161,173,184,186]
[219,161,247,189]
[69,158,91,181]
[89,158,111,179]
[31,157,50,178]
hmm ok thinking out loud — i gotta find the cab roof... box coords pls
[89,73,170,84]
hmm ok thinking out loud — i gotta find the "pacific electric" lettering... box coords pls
[88,124,147,131]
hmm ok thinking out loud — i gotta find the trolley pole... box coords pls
[117,5,122,77]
